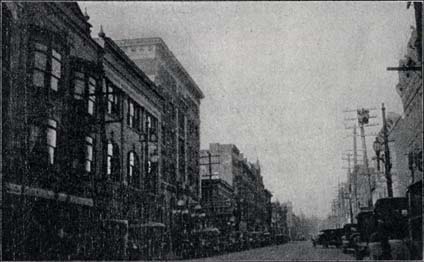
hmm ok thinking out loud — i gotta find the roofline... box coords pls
[115,37,204,99]
[97,36,163,101]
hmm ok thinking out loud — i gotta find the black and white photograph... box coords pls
[1,1,422,261]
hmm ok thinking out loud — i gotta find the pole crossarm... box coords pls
[386,66,422,71]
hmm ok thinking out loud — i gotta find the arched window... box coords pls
[128,151,140,187]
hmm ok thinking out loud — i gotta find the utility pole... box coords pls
[342,153,354,223]
[381,103,393,197]
[352,126,358,214]
[344,107,379,209]
[357,108,374,207]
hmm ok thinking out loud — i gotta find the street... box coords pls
[187,241,353,261]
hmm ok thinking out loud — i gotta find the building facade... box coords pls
[2,3,182,260]
[391,24,423,188]
[115,37,204,253]
[2,2,103,260]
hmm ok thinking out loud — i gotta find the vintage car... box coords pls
[407,180,422,260]
[368,197,410,260]
[341,223,358,253]
[313,229,333,248]
[353,210,376,260]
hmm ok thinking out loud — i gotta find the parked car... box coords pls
[369,197,410,260]
[341,223,358,253]
[407,180,422,260]
[314,229,332,248]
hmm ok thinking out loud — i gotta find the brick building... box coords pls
[95,31,165,259]
[200,143,272,232]
[115,37,204,253]
[2,3,174,260]
[2,2,103,260]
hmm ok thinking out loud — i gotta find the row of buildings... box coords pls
[199,143,272,233]
[330,2,422,227]
[2,2,203,260]
[2,2,278,260]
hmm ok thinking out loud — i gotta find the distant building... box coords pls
[200,143,272,232]
[200,174,235,230]
[200,143,242,186]
[271,201,288,236]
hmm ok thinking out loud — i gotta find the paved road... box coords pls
[187,241,354,261]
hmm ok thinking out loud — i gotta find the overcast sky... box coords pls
[79,1,415,218]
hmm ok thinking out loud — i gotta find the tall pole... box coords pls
[382,103,393,197]
[207,151,214,226]
[352,125,358,213]
[359,123,373,207]
[346,154,354,223]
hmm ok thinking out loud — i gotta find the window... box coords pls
[128,99,135,127]
[74,72,85,100]
[106,81,120,116]
[145,113,159,192]
[128,151,140,187]
[88,77,96,115]
[31,37,63,94]
[85,136,94,172]
[128,99,142,131]
[106,140,120,181]
[107,142,113,176]
[73,71,97,115]
[46,119,57,165]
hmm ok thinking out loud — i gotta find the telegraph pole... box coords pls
[342,153,354,223]
[381,103,393,197]
[352,126,358,213]
[357,108,374,207]
[344,107,379,209]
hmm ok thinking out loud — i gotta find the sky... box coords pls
[79,1,415,218]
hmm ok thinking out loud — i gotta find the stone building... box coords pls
[390,25,423,187]
[114,37,204,252]
[2,2,103,260]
